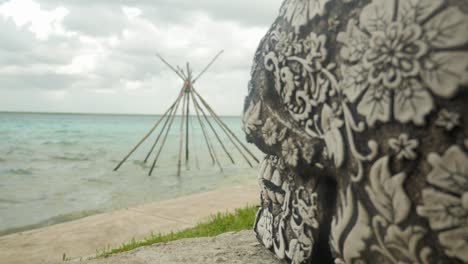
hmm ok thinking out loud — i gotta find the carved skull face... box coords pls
[242,0,468,263]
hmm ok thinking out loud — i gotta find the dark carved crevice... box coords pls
[311,174,336,264]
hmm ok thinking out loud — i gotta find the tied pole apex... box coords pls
[114,51,258,176]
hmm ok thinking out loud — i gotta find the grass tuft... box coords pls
[95,205,258,258]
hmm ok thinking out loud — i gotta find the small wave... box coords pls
[132,160,145,165]
[8,168,33,175]
[54,129,81,134]
[42,140,79,146]
[51,154,89,161]
[84,178,112,185]
[0,157,6,162]
[5,147,30,156]
[132,160,153,169]
[0,198,21,205]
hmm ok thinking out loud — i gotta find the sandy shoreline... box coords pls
[0,184,259,264]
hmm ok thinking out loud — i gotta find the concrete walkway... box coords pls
[0,184,259,264]
[74,230,282,264]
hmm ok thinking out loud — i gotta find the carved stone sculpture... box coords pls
[242,0,468,263]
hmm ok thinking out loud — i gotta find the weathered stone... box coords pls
[72,231,283,264]
[242,0,468,263]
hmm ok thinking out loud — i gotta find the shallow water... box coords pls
[0,112,261,236]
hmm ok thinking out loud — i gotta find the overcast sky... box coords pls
[0,0,282,115]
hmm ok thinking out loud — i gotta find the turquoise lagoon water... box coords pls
[0,112,261,236]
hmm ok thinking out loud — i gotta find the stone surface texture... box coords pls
[242,0,468,263]
[71,231,283,264]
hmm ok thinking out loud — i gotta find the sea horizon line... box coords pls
[0,110,242,118]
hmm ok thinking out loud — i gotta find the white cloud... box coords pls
[0,0,68,40]
[123,80,143,90]
[59,53,97,74]
[122,6,141,20]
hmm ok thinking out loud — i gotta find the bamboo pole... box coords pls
[192,50,224,84]
[190,89,235,164]
[192,90,253,168]
[177,66,187,79]
[143,92,182,163]
[214,114,254,167]
[148,90,185,176]
[191,89,223,171]
[189,114,200,170]
[185,63,191,163]
[156,53,185,81]
[114,93,182,171]
[185,90,190,162]
[177,88,188,177]
[192,88,259,163]
[191,90,216,165]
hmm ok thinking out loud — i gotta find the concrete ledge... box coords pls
[0,184,259,264]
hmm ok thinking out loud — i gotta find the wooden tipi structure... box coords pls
[114,51,259,176]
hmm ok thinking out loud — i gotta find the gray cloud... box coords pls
[0,0,283,114]
[0,18,79,67]
[0,72,80,90]
[62,5,128,37]
[138,0,280,26]
[41,0,280,27]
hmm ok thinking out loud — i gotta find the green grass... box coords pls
[95,205,258,258]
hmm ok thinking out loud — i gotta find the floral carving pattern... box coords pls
[301,143,315,164]
[258,156,288,205]
[320,103,344,167]
[388,134,419,160]
[282,138,299,167]
[241,101,262,135]
[286,187,318,263]
[435,109,460,131]
[365,157,432,263]
[417,146,468,262]
[262,118,279,146]
[331,157,432,263]
[264,28,347,167]
[337,0,468,127]
[264,13,379,179]
[266,29,338,122]
[365,157,410,224]
[246,0,468,263]
[331,187,371,264]
[280,0,331,33]
[255,208,274,249]
[254,156,319,264]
